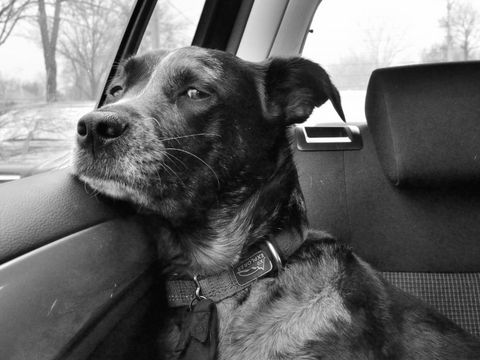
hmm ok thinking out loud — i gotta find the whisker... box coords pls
[164,147,220,190]
[84,180,100,198]
[163,151,188,170]
[160,133,221,143]
[145,117,221,144]
[161,162,187,188]
[53,152,72,170]
[144,117,162,130]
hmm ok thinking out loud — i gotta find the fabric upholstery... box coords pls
[365,62,480,188]
[296,62,480,344]
[340,125,480,273]
[382,272,480,338]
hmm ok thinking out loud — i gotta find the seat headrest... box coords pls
[365,62,480,188]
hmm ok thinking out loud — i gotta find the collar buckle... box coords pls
[264,239,283,272]
[189,274,207,309]
[193,274,206,300]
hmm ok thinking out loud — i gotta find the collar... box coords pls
[166,231,304,307]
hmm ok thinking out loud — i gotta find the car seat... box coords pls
[294,61,480,337]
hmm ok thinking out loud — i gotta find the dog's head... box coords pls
[72,46,343,270]
[73,46,343,210]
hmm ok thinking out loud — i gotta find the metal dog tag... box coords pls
[233,250,273,286]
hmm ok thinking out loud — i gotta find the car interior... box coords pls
[0,0,479,358]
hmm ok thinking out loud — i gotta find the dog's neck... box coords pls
[153,145,309,278]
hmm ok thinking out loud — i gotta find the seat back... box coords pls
[294,61,480,337]
[361,61,480,272]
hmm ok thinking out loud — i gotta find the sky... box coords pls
[303,0,450,67]
[0,37,44,82]
[1,0,478,87]
[0,0,205,84]
[302,0,480,123]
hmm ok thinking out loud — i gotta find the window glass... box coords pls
[138,0,205,54]
[0,0,204,182]
[302,0,480,124]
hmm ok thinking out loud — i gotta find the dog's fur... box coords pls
[72,46,480,359]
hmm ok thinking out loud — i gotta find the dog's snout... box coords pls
[77,111,128,150]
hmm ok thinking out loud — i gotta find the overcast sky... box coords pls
[303,0,459,67]
[1,0,478,86]
[0,0,204,84]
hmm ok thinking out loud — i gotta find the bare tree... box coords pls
[435,0,480,61]
[0,0,32,46]
[361,19,407,69]
[58,0,131,100]
[439,0,456,61]
[450,1,480,60]
[327,19,407,90]
[422,43,451,63]
[37,0,64,102]
[137,0,190,53]
[58,0,189,100]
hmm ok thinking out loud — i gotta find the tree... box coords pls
[0,0,32,46]
[327,19,407,90]
[138,0,190,53]
[430,0,480,62]
[439,0,456,61]
[363,20,406,68]
[37,0,63,103]
[58,0,131,100]
[58,0,189,100]
[450,1,480,60]
[422,43,450,63]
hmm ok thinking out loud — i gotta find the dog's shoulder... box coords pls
[288,230,354,266]
[218,232,480,359]
[218,232,376,359]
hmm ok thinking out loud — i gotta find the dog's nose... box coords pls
[77,111,128,150]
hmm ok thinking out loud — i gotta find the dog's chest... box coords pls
[214,255,352,359]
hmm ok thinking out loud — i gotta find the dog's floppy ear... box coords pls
[261,57,345,125]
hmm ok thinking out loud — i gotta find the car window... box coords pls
[138,1,205,55]
[302,0,480,124]
[0,0,204,182]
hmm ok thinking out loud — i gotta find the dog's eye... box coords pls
[110,85,123,97]
[186,88,209,100]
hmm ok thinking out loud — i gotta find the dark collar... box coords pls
[166,231,304,307]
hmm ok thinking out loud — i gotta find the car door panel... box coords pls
[0,170,125,265]
[0,170,158,359]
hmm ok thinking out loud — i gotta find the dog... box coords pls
[72,46,480,359]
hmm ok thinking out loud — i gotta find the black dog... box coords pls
[72,46,480,359]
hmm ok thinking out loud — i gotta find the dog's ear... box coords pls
[260,57,345,125]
